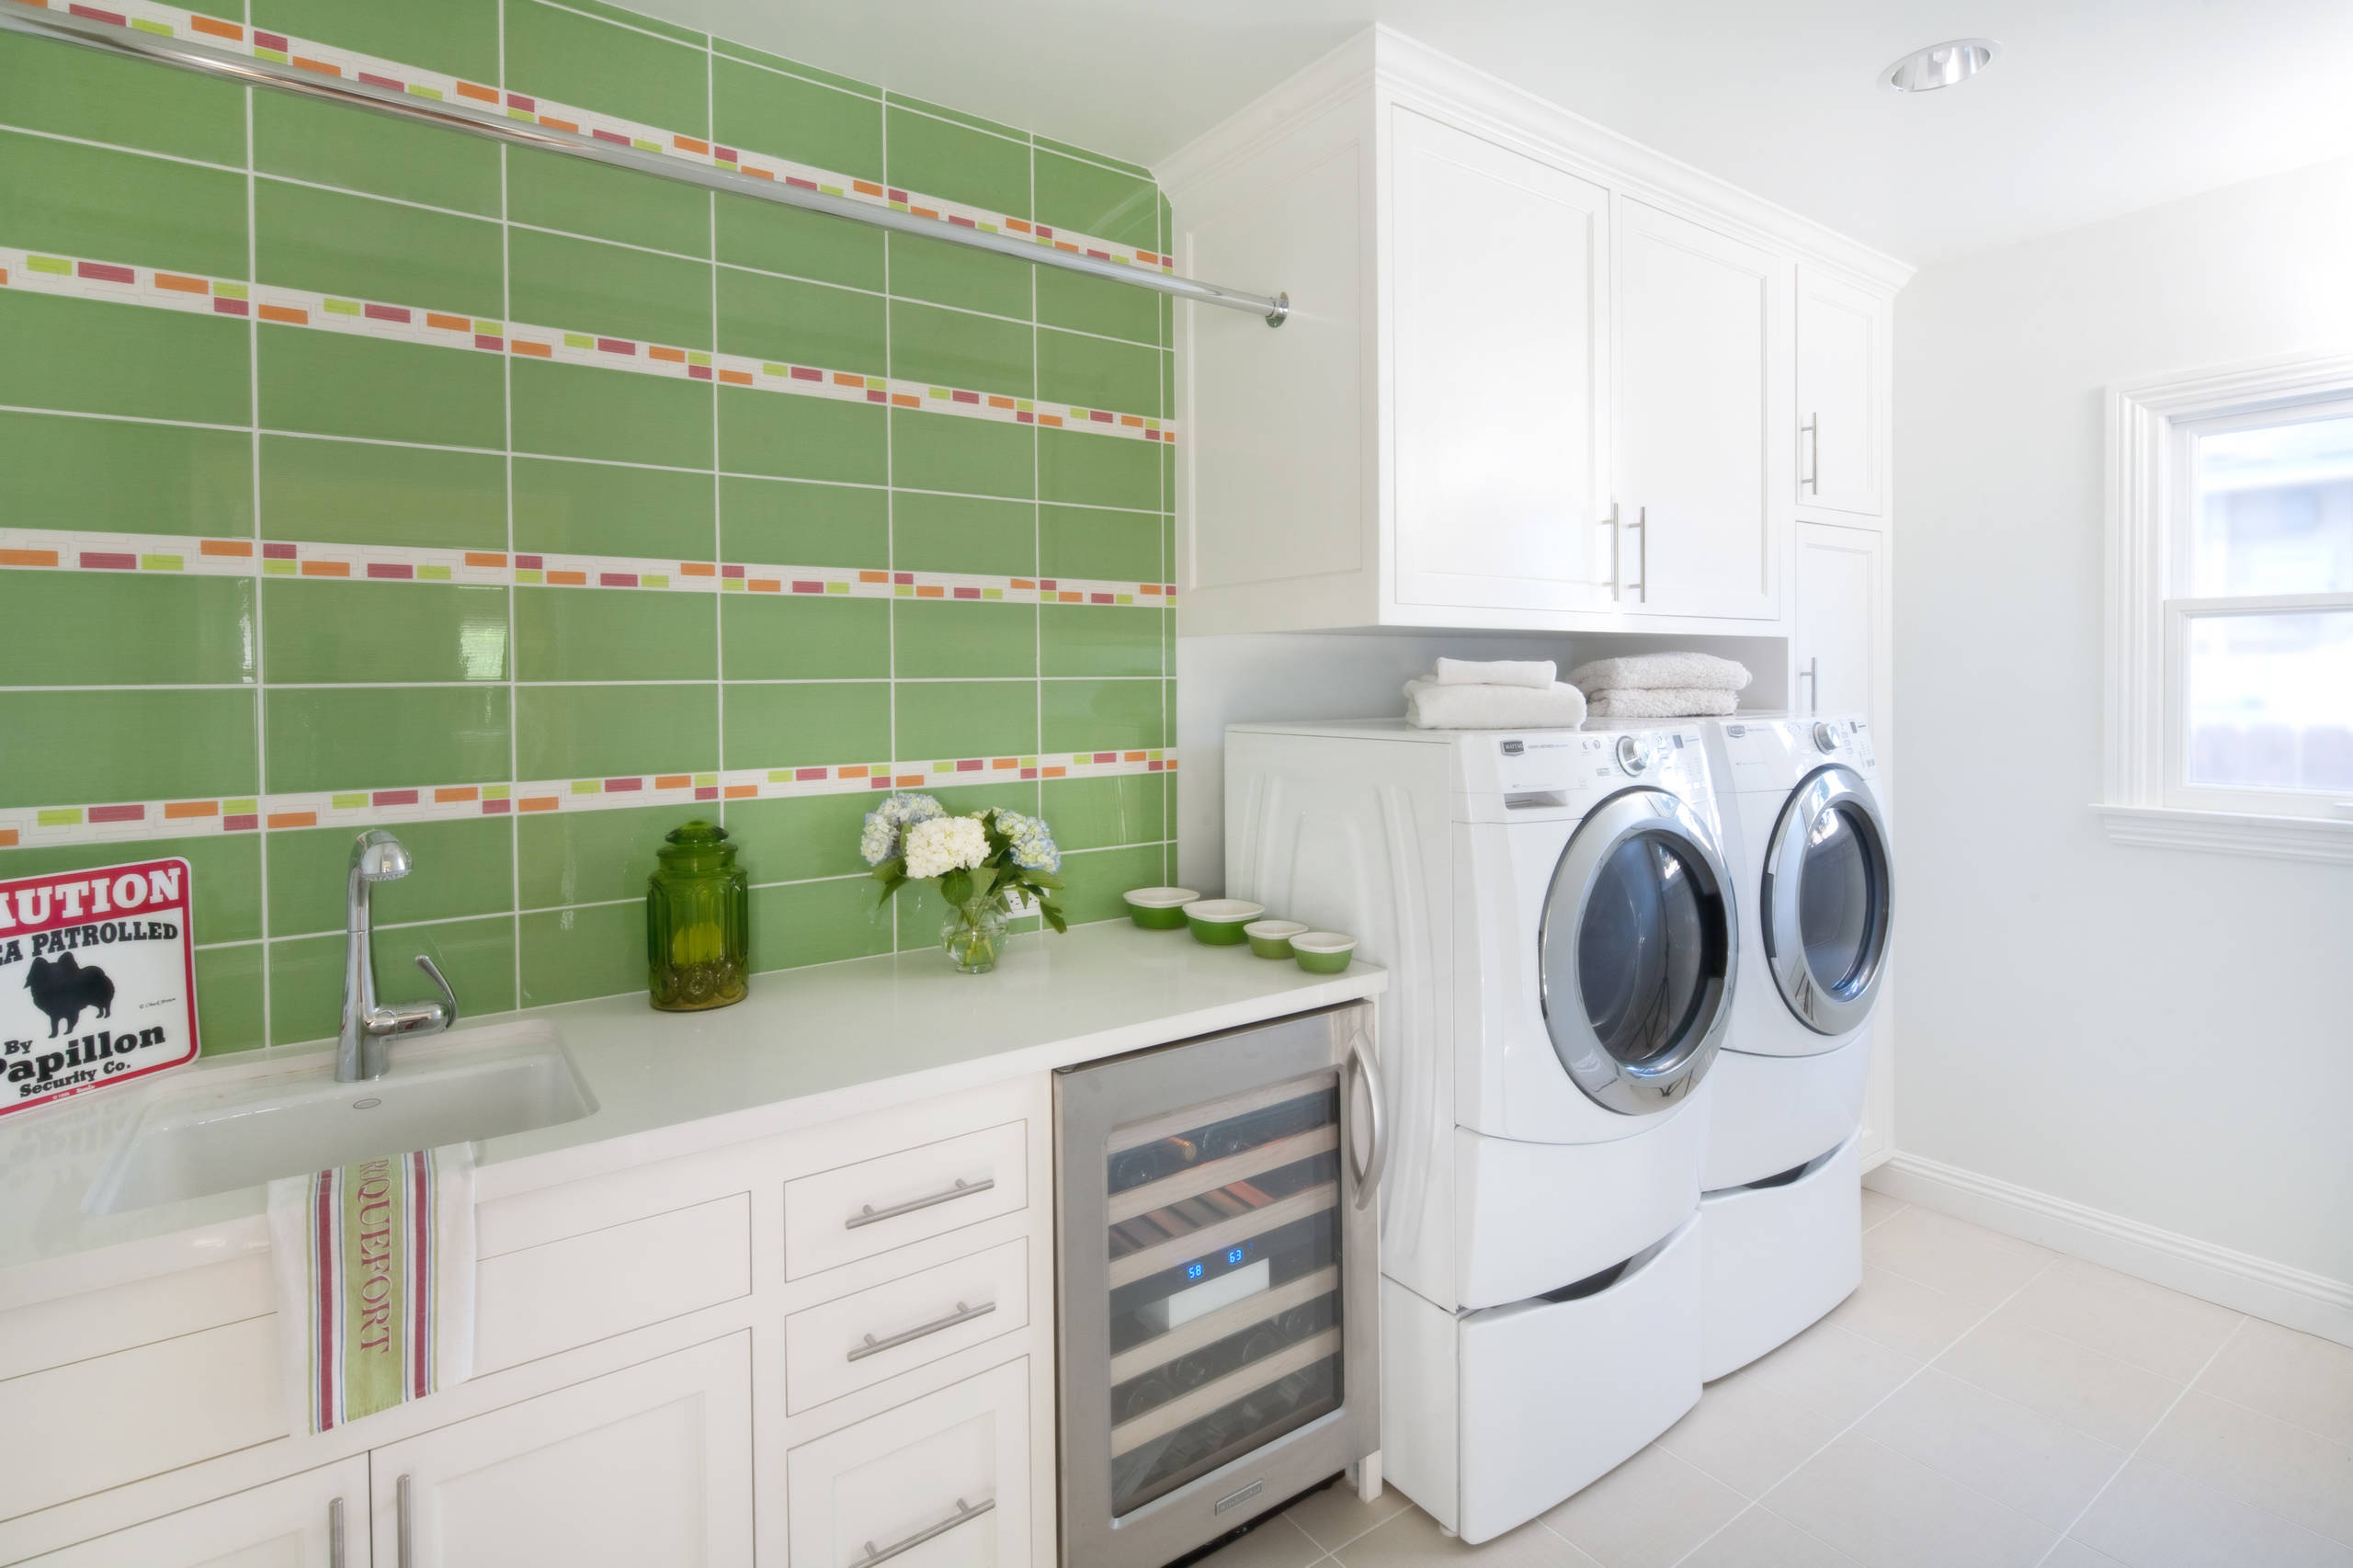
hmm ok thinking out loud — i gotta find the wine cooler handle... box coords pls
[1346,1026,1388,1210]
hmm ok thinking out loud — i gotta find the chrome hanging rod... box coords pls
[0,4,1290,326]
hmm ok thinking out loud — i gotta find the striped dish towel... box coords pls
[268,1144,475,1434]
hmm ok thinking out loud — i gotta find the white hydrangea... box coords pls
[903,814,989,880]
[990,808,1061,874]
[860,792,945,867]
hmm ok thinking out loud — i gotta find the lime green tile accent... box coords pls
[518,801,684,909]
[0,835,263,946]
[194,943,267,1054]
[711,55,881,183]
[722,682,888,767]
[513,358,711,470]
[510,226,712,351]
[889,491,1034,576]
[266,686,509,794]
[0,31,245,165]
[719,476,886,569]
[1040,426,1157,511]
[894,599,1036,679]
[721,595,888,679]
[517,683,717,779]
[751,876,893,970]
[1044,677,1163,753]
[0,130,248,282]
[0,573,252,687]
[253,0,500,85]
[1045,773,1166,852]
[519,899,644,1007]
[267,816,513,937]
[890,301,1033,400]
[1035,148,1158,249]
[1039,503,1159,582]
[0,689,256,810]
[254,94,501,216]
[261,436,508,551]
[0,412,252,539]
[722,791,871,882]
[716,195,883,293]
[885,231,1033,323]
[505,0,709,136]
[513,455,716,560]
[895,680,1036,761]
[1057,843,1167,926]
[272,914,516,1046]
[508,146,712,257]
[259,325,506,449]
[0,290,249,426]
[1038,327,1160,415]
[892,409,1032,499]
[263,579,509,684]
[517,585,715,681]
[718,388,883,485]
[255,179,503,320]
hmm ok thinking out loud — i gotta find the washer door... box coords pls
[1762,765,1893,1035]
[1537,789,1736,1116]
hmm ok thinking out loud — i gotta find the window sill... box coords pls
[2094,804,2353,865]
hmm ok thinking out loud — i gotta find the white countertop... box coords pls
[0,922,1382,1308]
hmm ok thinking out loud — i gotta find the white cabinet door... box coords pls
[1616,198,1788,619]
[17,1458,368,1567]
[1796,267,1887,518]
[1389,107,1613,616]
[369,1335,753,1568]
[788,1357,1031,1568]
[1794,521,1882,717]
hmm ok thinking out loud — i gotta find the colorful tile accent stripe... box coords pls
[0,244,1176,446]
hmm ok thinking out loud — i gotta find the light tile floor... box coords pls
[1196,1192,2353,1568]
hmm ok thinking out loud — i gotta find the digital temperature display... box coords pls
[1179,1240,1255,1285]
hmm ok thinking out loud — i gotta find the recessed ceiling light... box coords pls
[1881,38,1999,93]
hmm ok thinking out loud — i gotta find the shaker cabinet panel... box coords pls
[1796,267,1888,518]
[15,1458,368,1568]
[1794,520,1882,718]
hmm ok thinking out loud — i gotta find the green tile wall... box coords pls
[0,2,1176,1051]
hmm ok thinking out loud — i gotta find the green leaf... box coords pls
[870,856,904,882]
[967,865,999,903]
[939,868,972,906]
[1040,900,1068,934]
[871,872,906,910]
[1024,869,1063,891]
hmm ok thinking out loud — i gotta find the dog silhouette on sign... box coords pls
[24,952,115,1039]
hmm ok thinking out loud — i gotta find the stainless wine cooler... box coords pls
[1055,1001,1385,1568]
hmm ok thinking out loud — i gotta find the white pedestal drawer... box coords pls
[783,1119,1028,1282]
[784,1237,1029,1415]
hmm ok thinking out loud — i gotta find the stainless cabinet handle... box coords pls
[847,1299,996,1362]
[1799,656,1819,714]
[1606,501,1622,600]
[1347,1027,1388,1210]
[845,1175,994,1230]
[1626,506,1648,604]
[329,1497,346,1568]
[1802,415,1820,494]
[397,1474,414,1568]
[860,1496,995,1563]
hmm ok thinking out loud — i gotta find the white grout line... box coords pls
[243,68,272,1049]
[499,5,524,1017]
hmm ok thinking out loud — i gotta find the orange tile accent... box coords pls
[680,562,716,576]
[433,787,478,803]
[519,796,560,812]
[655,774,691,789]
[300,560,350,577]
[155,272,208,294]
[892,393,920,408]
[723,784,758,799]
[1041,767,1066,778]
[0,268,8,285]
[674,134,710,153]
[1054,241,1078,253]
[910,207,938,220]
[292,56,339,75]
[164,800,218,819]
[1011,578,1036,590]
[895,775,925,787]
[650,345,686,363]
[514,340,552,358]
[837,766,869,778]
[1141,584,1162,595]
[993,757,1017,769]
[199,539,253,557]
[915,585,944,598]
[853,179,883,197]
[1040,415,1064,427]
[988,395,1014,409]
[742,165,774,181]
[259,304,308,324]
[1123,751,1146,762]
[749,579,780,593]
[538,116,578,132]
[547,569,587,585]
[463,551,506,568]
[1059,591,1081,602]
[719,369,753,386]
[267,812,318,829]
[455,81,498,103]
[190,15,242,40]
[0,829,16,847]
[858,570,889,583]
[1006,219,1032,233]
[426,312,470,332]
[833,372,864,387]
[1120,415,1143,427]
[1,549,60,567]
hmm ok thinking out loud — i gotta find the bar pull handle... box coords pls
[1799,656,1820,714]
[1626,506,1648,604]
[1802,415,1820,494]
[860,1496,995,1563]
[396,1474,414,1568]
[329,1497,346,1568]
[847,1299,996,1362]
[1347,1026,1388,1210]
[1606,501,1622,600]
[846,1174,995,1229]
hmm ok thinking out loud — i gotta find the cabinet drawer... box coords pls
[785,1238,1028,1415]
[784,1121,1026,1282]
[787,1357,1031,1568]
[476,1194,751,1372]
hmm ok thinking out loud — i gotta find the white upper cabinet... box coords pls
[1795,265,1891,520]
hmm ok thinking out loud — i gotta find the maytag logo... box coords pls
[1499,740,1525,756]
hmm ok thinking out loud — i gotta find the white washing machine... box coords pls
[1696,713,1892,1381]
[1227,719,1735,1542]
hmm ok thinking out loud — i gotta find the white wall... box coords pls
[1893,155,2353,1290]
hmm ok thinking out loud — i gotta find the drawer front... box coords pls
[784,1121,1026,1282]
[787,1357,1030,1568]
[16,1456,366,1566]
[476,1194,752,1372]
[785,1239,1028,1415]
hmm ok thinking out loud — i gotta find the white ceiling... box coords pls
[631,0,2353,267]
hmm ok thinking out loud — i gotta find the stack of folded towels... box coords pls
[1404,658,1588,729]
[1565,652,1752,718]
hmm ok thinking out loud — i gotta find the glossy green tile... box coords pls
[0,413,251,540]
[254,96,501,216]
[265,686,508,794]
[254,0,499,85]
[1040,426,1156,511]
[884,104,1029,218]
[505,0,708,136]
[267,816,514,937]
[514,456,716,560]
[753,876,892,970]
[1036,267,1158,347]
[260,436,508,551]
[716,269,884,372]
[517,585,715,682]
[925,779,1042,821]
[711,56,881,183]
[719,477,885,569]
[722,595,888,679]
[519,801,688,909]
[0,573,252,687]
[1041,604,1161,677]
[716,195,883,293]
[264,580,508,684]
[271,914,515,1046]
[885,92,1027,151]
[1039,503,1159,582]
[0,32,245,165]
[1058,843,1166,926]
[1038,328,1159,415]
[1044,773,1165,852]
[259,325,505,449]
[0,131,247,281]
[255,179,503,319]
[719,387,882,484]
[1035,148,1158,248]
[721,682,888,767]
[886,233,1032,320]
[1033,138,1153,181]
[889,875,1038,953]
[891,410,1031,499]
[509,226,711,350]
[890,491,1034,576]
[519,900,644,1007]
[710,40,878,99]
[0,689,255,809]
[1161,335,1176,404]
[541,0,704,46]
[894,680,1036,762]
[893,600,1035,679]
[890,301,1032,399]
[195,943,267,1054]
[0,835,262,946]
[509,147,712,258]
[512,358,711,470]
[517,683,718,780]
[722,792,872,883]
[1043,677,1162,753]
[0,289,248,426]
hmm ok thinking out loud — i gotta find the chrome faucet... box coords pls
[338,829,460,1082]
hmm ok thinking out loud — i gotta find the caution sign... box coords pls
[0,857,199,1119]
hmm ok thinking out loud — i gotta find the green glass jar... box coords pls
[645,820,749,1011]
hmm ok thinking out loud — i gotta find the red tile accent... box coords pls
[591,128,629,146]
[950,390,979,404]
[71,5,129,24]
[1017,411,1034,424]
[604,777,642,791]
[366,562,414,580]
[223,815,258,832]
[597,571,638,587]
[596,336,633,355]
[790,580,824,594]
[254,29,287,49]
[212,297,248,315]
[1095,752,1117,763]
[358,72,403,91]
[481,798,510,814]
[956,759,982,772]
[887,187,907,203]
[713,146,739,163]
[1090,592,1112,604]
[892,573,914,585]
[364,303,411,324]
[786,176,817,191]
[1039,579,1057,590]
[371,790,418,806]
[722,564,745,579]
[794,767,827,781]
[474,334,502,351]
[79,551,136,570]
[88,803,144,824]
[263,541,298,560]
[690,365,715,381]
[505,92,534,110]
[790,366,821,381]
[952,586,980,599]
[870,777,893,790]
[1020,768,1038,780]
[696,786,719,801]
[866,389,886,403]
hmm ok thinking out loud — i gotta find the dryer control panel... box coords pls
[1718,714,1878,794]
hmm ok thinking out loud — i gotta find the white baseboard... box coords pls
[1868,1152,2353,1349]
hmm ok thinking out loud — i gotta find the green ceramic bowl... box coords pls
[1123,887,1199,929]
[1245,919,1307,960]
[1291,931,1357,974]
[1185,899,1265,946]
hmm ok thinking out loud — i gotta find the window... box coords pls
[2103,354,2353,861]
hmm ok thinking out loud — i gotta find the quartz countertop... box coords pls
[0,921,1383,1307]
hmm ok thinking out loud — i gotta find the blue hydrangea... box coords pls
[860,792,945,867]
[990,808,1061,874]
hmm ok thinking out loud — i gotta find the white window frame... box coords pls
[2100,349,2353,863]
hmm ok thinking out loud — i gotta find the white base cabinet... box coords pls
[19,1459,367,1568]
[1793,521,1885,718]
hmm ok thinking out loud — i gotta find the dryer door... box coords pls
[1762,765,1892,1035]
[1537,788,1736,1116]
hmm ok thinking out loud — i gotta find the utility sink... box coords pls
[84,1020,598,1215]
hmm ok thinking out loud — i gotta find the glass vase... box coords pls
[646,820,749,1011]
[941,898,1008,973]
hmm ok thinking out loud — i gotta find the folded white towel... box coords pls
[1585,687,1740,718]
[1565,653,1752,695]
[1432,656,1557,689]
[1405,678,1587,730]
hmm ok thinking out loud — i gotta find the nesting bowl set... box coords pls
[1120,888,1357,974]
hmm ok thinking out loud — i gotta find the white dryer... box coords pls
[1696,712,1892,1380]
[1227,719,1735,1543]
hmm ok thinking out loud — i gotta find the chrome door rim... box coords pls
[1761,765,1893,1035]
[1536,788,1737,1116]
